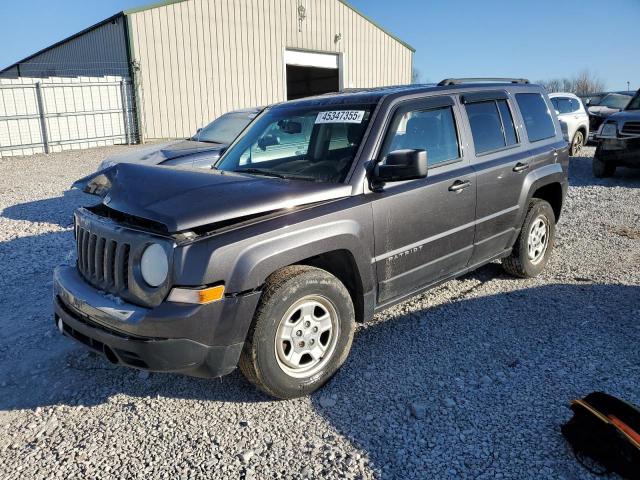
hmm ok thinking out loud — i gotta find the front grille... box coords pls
[621,121,640,135]
[73,208,173,308]
[76,225,131,294]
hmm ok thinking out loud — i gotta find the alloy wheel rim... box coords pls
[527,215,549,264]
[572,132,583,156]
[274,295,339,378]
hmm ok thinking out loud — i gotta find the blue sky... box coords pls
[0,0,638,90]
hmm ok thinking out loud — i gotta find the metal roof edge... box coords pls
[0,13,125,75]
[337,0,415,52]
[123,0,189,15]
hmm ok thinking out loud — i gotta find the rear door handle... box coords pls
[513,162,530,173]
[448,179,471,192]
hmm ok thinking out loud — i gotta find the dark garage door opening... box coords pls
[286,65,339,100]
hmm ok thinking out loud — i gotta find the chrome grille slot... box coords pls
[621,121,640,135]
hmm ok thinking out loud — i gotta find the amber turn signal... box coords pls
[167,285,225,304]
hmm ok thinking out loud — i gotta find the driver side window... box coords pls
[381,106,460,167]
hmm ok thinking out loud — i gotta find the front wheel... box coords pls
[570,130,584,156]
[502,199,556,278]
[239,265,355,399]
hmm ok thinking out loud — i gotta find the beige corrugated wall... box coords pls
[127,0,413,140]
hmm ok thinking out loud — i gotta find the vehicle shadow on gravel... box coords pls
[311,282,640,479]
[0,189,88,227]
[569,155,640,188]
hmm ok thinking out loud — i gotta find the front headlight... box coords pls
[599,122,618,138]
[140,243,169,287]
[98,159,117,171]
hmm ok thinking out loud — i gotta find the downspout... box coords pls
[122,12,144,144]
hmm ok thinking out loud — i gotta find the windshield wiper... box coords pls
[235,168,317,181]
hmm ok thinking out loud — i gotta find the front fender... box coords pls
[225,218,374,293]
[172,200,376,295]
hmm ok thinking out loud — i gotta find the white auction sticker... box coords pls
[315,110,365,124]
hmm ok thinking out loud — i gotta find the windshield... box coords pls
[626,92,640,110]
[599,94,631,110]
[216,105,374,183]
[194,112,255,144]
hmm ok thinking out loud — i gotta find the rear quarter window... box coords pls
[516,93,556,142]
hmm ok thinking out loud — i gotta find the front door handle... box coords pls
[513,162,530,173]
[448,179,471,192]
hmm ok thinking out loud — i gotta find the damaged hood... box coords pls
[73,163,352,233]
[101,140,226,169]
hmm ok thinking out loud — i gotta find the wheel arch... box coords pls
[531,182,564,222]
[221,220,376,321]
[297,249,367,323]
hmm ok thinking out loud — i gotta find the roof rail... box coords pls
[437,78,530,86]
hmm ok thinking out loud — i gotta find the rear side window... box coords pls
[570,98,582,112]
[382,106,460,166]
[497,100,517,146]
[466,99,518,154]
[516,93,556,142]
[553,97,581,114]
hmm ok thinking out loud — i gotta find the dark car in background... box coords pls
[592,89,640,177]
[98,107,263,171]
[579,92,606,109]
[587,92,633,141]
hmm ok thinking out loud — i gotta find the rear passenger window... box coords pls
[497,100,518,146]
[516,93,556,142]
[570,98,581,112]
[555,97,574,114]
[382,106,460,166]
[466,99,519,154]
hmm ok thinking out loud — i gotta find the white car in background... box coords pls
[549,93,589,156]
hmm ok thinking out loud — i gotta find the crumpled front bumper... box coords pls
[53,266,261,378]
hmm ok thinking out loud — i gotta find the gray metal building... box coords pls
[1,0,414,143]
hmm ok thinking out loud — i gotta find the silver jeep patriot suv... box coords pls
[54,78,569,399]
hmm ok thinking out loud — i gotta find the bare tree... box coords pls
[538,70,605,95]
[412,68,424,84]
[538,78,562,93]
[573,70,605,96]
[562,78,574,92]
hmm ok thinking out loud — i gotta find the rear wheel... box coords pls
[592,154,616,178]
[502,199,556,278]
[570,130,584,156]
[239,265,355,399]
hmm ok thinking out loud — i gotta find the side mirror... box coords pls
[257,134,280,151]
[374,149,428,183]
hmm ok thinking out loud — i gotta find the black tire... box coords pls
[570,130,584,157]
[592,154,616,178]
[239,265,355,399]
[502,199,556,278]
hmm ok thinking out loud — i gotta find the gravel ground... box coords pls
[0,145,639,479]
